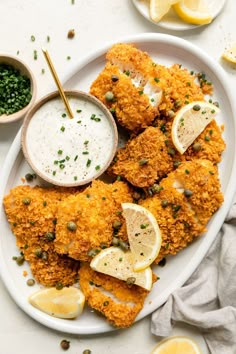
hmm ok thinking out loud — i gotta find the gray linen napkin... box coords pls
[151,202,236,354]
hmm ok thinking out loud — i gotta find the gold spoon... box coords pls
[42,48,74,118]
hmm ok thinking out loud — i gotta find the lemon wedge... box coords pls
[90,246,153,290]
[171,101,220,154]
[150,0,179,22]
[222,43,236,64]
[29,287,85,319]
[173,0,213,25]
[151,336,202,354]
[122,203,162,271]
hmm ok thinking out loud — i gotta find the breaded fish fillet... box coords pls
[54,180,133,262]
[108,126,173,188]
[140,160,223,263]
[3,185,79,287]
[79,263,150,328]
[90,44,162,133]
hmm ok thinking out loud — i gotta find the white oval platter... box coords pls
[0,33,236,335]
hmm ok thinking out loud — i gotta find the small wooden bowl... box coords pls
[0,54,37,124]
[21,90,118,187]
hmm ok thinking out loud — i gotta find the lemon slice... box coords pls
[122,203,162,271]
[28,287,85,319]
[90,246,153,290]
[222,43,236,64]
[151,336,202,354]
[171,101,220,154]
[150,0,179,22]
[173,0,213,25]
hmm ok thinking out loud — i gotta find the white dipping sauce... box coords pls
[25,95,116,185]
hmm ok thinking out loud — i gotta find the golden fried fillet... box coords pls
[90,44,162,133]
[140,160,223,262]
[161,159,224,226]
[182,120,226,164]
[3,185,79,287]
[109,127,173,188]
[153,64,207,116]
[54,180,133,262]
[79,263,150,328]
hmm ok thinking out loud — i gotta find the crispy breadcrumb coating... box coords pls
[54,180,133,262]
[108,127,173,188]
[90,62,160,133]
[79,263,150,328]
[90,43,163,133]
[3,185,79,287]
[140,160,223,263]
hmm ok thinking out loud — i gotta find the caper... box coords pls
[184,189,193,198]
[67,221,77,231]
[105,91,114,101]
[87,248,98,258]
[34,248,43,258]
[113,220,122,230]
[25,173,34,182]
[22,197,31,205]
[112,237,119,246]
[60,339,70,350]
[139,158,148,166]
[56,282,64,290]
[167,110,175,119]
[41,251,48,261]
[16,255,25,265]
[27,278,35,286]
[167,147,175,156]
[150,184,163,194]
[192,142,201,152]
[192,104,201,111]
[111,75,119,82]
[45,232,55,241]
[161,200,168,208]
[119,240,129,252]
[126,277,136,286]
[173,161,181,168]
[174,99,182,108]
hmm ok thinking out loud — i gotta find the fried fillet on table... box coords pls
[140,160,224,263]
[79,263,151,328]
[54,180,133,262]
[3,185,79,287]
[90,43,162,133]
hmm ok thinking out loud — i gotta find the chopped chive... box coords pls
[82,151,89,155]
[86,159,92,167]
[31,35,35,42]
[74,176,78,181]
[58,149,63,155]
[74,155,78,161]
[60,126,65,132]
[95,165,100,171]
[62,113,67,118]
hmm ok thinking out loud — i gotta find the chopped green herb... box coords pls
[86,159,92,167]
[31,35,36,42]
[60,126,65,132]
[58,149,63,155]
[33,50,38,60]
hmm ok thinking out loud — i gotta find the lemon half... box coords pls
[222,43,236,64]
[173,0,213,25]
[151,336,202,354]
[171,101,220,154]
[90,246,153,291]
[150,0,179,22]
[29,287,85,319]
[122,203,162,271]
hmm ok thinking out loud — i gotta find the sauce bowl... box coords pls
[21,90,118,187]
[0,54,37,124]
